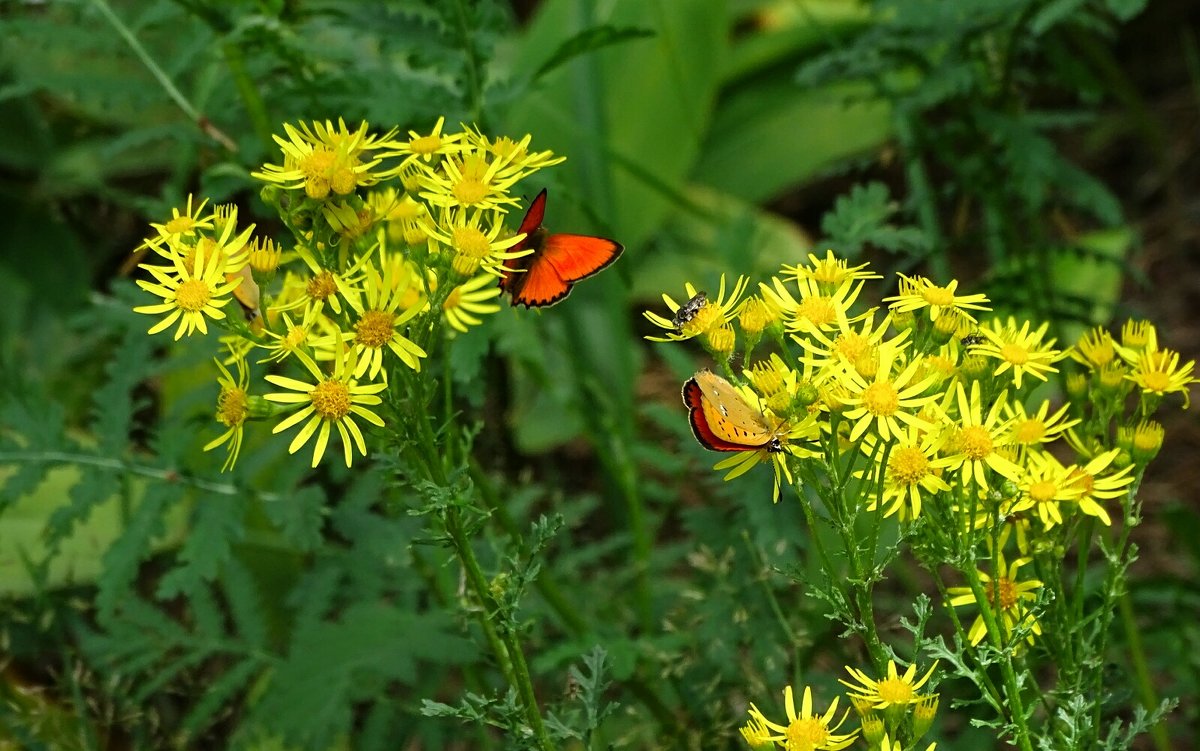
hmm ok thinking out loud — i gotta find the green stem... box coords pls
[451,0,485,124]
[961,568,1034,751]
[221,41,275,154]
[90,0,236,151]
[1119,590,1170,751]
[893,113,947,279]
[444,509,551,751]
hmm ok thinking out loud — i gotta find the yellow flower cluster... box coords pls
[648,252,1196,651]
[132,118,564,470]
[743,661,939,751]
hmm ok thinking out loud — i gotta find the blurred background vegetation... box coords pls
[1,0,1197,748]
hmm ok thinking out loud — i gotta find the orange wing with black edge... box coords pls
[499,190,624,308]
[682,377,763,452]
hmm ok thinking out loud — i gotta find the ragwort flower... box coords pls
[747,685,858,751]
[883,274,990,324]
[947,553,1043,646]
[264,337,387,468]
[133,243,244,339]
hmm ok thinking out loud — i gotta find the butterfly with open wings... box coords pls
[498,190,623,308]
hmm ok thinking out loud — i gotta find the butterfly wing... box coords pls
[501,190,624,308]
[498,190,548,297]
[685,371,781,451]
[683,378,761,452]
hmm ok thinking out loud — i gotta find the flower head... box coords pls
[973,317,1063,389]
[840,660,938,711]
[203,355,251,472]
[133,242,243,339]
[884,274,990,324]
[748,685,858,751]
[443,273,502,332]
[263,336,387,468]
[644,275,749,342]
[947,553,1043,646]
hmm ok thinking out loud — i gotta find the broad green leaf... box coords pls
[0,465,189,595]
[693,75,891,203]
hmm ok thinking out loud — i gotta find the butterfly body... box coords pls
[498,190,623,307]
[682,370,784,453]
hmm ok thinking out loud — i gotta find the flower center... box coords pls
[310,380,351,420]
[795,296,836,327]
[216,387,248,426]
[684,303,722,334]
[452,226,492,258]
[834,332,871,364]
[175,279,211,312]
[307,271,338,301]
[786,717,829,748]
[1029,479,1058,504]
[354,310,397,348]
[986,577,1018,609]
[921,285,954,306]
[999,343,1029,365]
[876,677,914,705]
[301,148,335,179]
[1013,418,1045,445]
[410,134,442,155]
[889,446,930,485]
[330,166,358,196]
[1141,372,1171,392]
[862,381,899,416]
[164,216,196,235]
[958,425,993,460]
[284,325,308,350]
[453,179,488,205]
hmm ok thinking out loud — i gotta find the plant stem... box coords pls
[893,113,947,279]
[221,41,274,154]
[1119,590,1171,751]
[90,0,236,151]
[962,569,1034,751]
[444,506,553,751]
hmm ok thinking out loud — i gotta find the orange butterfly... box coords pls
[682,370,785,453]
[499,189,623,307]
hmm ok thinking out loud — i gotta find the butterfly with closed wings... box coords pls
[682,370,787,454]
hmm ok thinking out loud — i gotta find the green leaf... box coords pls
[255,603,474,747]
[532,25,656,82]
[692,75,892,203]
[820,181,928,257]
[157,493,245,598]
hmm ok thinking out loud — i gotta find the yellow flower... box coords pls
[883,274,991,323]
[1125,348,1197,408]
[138,194,213,250]
[973,317,1063,389]
[1009,450,1085,529]
[1065,448,1135,526]
[836,341,940,443]
[203,356,251,472]
[796,310,902,377]
[740,715,776,750]
[423,207,530,279]
[443,273,502,333]
[133,242,244,339]
[1004,399,1078,453]
[942,381,1021,491]
[879,734,936,751]
[947,553,1043,646]
[341,262,427,377]
[644,275,750,342]
[712,412,820,502]
[462,126,566,177]
[859,426,955,520]
[272,245,366,317]
[258,310,321,364]
[263,337,387,468]
[253,121,388,199]
[748,685,858,751]
[417,148,525,212]
[840,660,938,711]
[780,249,881,289]
[381,115,466,166]
[1070,326,1118,370]
[763,276,870,334]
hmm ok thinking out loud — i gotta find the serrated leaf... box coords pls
[820,181,928,257]
[260,484,324,552]
[158,493,245,598]
[255,603,473,747]
[182,657,266,736]
[532,24,655,82]
[96,484,173,620]
[223,558,269,649]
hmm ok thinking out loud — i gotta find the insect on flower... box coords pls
[682,370,786,453]
[498,190,623,307]
[671,291,708,330]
